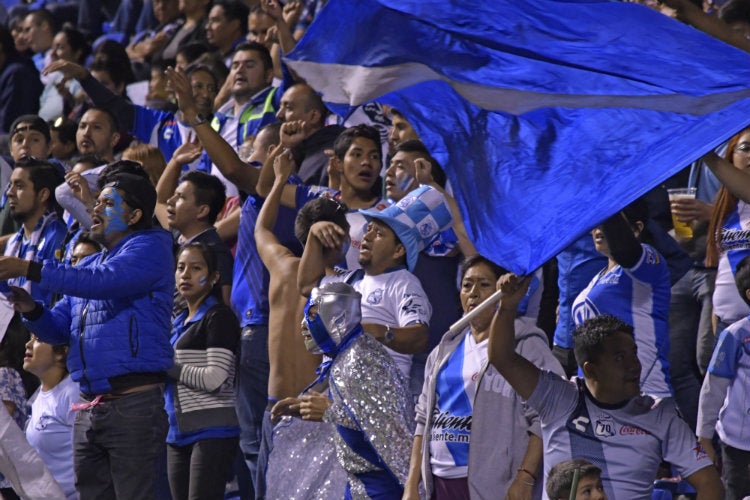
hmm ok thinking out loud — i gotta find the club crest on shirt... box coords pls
[644,246,661,264]
[366,288,383,305]
[572,298,600,325]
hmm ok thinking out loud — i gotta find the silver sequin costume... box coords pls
[325,333,414,499]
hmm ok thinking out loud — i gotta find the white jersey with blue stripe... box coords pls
[428,333,487,478]
[713,201,750,323]
[571,244,672,398]
[528,371,712,500]
[705,316,750,449]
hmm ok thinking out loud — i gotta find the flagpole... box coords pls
[447,289,503,336]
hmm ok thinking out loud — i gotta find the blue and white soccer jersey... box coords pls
[714,201,750,323]
[702,316,750,449]
[429,333,487,478]
[529,371,713,500]
[571,244,672,398]
[295,184,389,269]
[132,107,201,172]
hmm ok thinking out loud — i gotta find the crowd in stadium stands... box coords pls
[0,0,748,498]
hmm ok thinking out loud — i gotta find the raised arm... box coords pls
[601,211,643,268]
[166,67,261,194]
[414,158,477,257]
[488,274,540,400]
[256,121,305,201]
[255,140,298,207]
[704,151,750,203]
[659,0,750,54]
[155,138,203,228]
[43,60,135,131]
[297,221,334,296]
[262,0,298,56]
[255,149,296,269]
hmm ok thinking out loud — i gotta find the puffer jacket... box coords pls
[24,228,175,395]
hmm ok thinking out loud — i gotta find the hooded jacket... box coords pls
[415,317,564,499]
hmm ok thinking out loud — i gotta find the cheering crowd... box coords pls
[0,0,748,498]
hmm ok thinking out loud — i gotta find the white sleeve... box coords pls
[696,373,730,440]
[395,275,432,327]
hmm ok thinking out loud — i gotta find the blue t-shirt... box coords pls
[230,194,301,327]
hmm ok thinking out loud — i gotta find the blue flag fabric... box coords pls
[285,0,750,274]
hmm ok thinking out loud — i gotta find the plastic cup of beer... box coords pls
[667,187,697,239]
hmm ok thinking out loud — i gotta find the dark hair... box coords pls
[185,63,219,89]
[10,114,51,143]
[735,255,750,307]
[390,107,406,119]
[573,314,634,368]
[48,116,77,144]
[619,196,655,248]
[256,121,282,149]
[546,459,602,500]
[97,159,149,189]
[98,161,156,230]
[13,156,65,212]
[0,25,19,59]
[176,42,210,65]
[74,231,103,254]
[333,124,382,162]
[0,323,35,397]
[719,0,750,24]
[73,154,107,171]
[233,41,273,72]
[90,41,135,86]
[179,171,227,224]
[460,254,508,282]
[214,1,251,36]
[82,106,120,135]
[58,24,90,64]
[391,139,447,188]
[27,9,57,33]
[176,241,223,299]
[295,197,350,245]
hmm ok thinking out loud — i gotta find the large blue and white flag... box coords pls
[285,0,750,274]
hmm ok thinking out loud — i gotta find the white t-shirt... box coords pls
[25,375,80,500]
[528,371,712,500]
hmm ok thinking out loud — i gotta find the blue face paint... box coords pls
[102,189,130,236]
[198,276,207,286]
[397,173,414,192]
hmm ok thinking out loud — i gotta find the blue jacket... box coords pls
[24,229,175,395]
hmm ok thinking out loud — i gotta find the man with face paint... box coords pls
[0,162,175,500]
[274,281,414,499]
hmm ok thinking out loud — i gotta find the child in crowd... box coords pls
[545,459,606,500]
[697,254,750,499]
